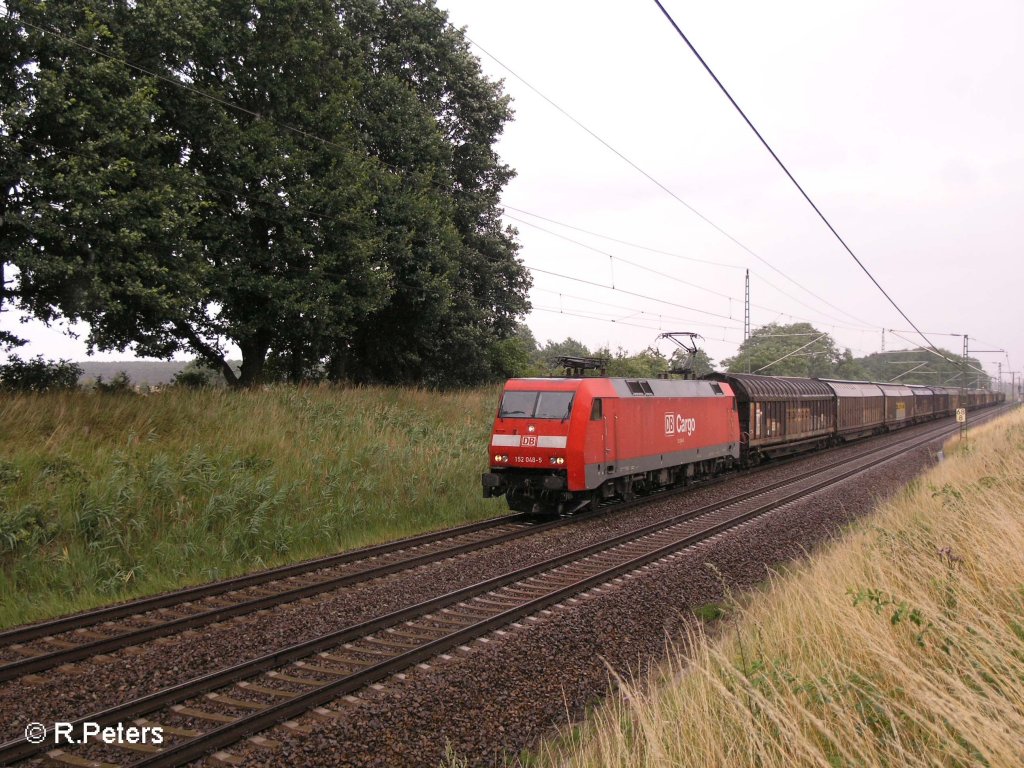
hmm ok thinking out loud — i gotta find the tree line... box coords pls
[1,0,530,387]
[504,322,991,389]
[0,320,993,392]
[721,322,992,389]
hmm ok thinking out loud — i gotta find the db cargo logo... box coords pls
[521,435,537,447]
[665,413,697,437]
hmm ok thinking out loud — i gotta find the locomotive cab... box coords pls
[482,378,607,515]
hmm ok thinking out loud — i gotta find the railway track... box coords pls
[0,448,776,682]
[1,410,992,767]
[0,513,557,682]
[0,408,914,682]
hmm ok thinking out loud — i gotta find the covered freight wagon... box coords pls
[708,373,835,461]
[819,380,885,439]
[908,385,937,420]
[876,382,916,428]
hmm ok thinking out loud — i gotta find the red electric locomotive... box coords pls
[482,374,740,514]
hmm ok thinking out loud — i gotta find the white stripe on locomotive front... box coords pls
[491,435,522,447]
[537,436,567,448]
[490,435,568,448]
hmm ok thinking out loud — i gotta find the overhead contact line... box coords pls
[526,266,736,321]
[468,36,876,330]
[512,209,881,333]
[650,0,950,360]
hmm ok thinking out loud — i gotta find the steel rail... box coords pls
[0,513,536,647]
[0,516,556,682]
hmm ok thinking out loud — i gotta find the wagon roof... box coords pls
[873,382,915,396]
[709,373,833,399]
[818,379,884,398]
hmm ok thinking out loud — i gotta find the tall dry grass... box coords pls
[0,385,501,627]
[536,408,1024,767]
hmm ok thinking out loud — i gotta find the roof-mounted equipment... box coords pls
[657,331,704,379]
[554,355,609,377]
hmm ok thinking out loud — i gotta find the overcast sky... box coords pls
[439,0,1022,385]
[7,0,1022,386]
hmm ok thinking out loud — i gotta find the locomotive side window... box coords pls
[590,398,603,420]
[625,380,654,396]
[499,391,574,419]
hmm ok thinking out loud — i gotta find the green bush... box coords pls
[0,355,82,392]
[172,368,213,389]
[93,371,134,394]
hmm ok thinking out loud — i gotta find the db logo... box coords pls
[665,413,697,437]
[521,435,538,447]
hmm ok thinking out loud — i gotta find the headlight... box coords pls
[550,456,566,465]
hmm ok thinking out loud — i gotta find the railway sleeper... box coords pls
[205,692,266,711]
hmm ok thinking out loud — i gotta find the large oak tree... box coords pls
[2,0,529,386]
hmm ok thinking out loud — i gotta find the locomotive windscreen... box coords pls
[499,391,574,420]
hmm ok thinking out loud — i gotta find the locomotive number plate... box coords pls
[512,455,545,464]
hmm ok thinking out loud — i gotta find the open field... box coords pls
[534,406,1024,768]
[0,386,500,628]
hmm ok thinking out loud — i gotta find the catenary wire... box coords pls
[650,0,955,365]
[513,210,880,333]
[504,205,746,269]
[526,266,736,321]
[532,307,740,345]
[466,34,878,330]
[507,215,737,302]
[530,287,742,333]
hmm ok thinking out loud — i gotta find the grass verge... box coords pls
[533,407,1024,767]
[0,385,501,628]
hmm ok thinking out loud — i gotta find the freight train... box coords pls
[481,371,1004,515]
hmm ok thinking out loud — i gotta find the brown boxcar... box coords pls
[876,383,916,428]
[820,380,885,439]
[710,373,835,460]
[908,384,936,421]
